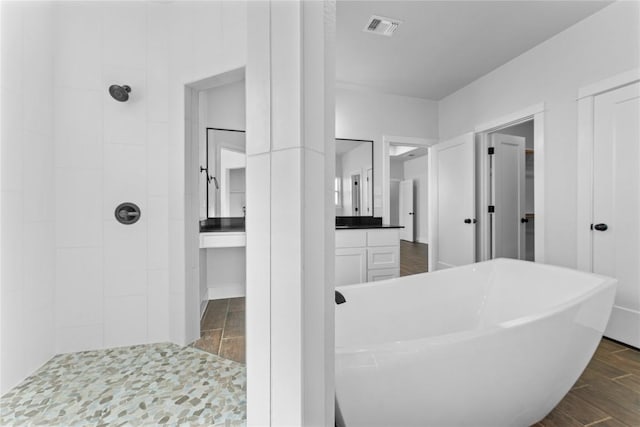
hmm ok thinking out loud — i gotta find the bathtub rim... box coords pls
[335,258,617,354]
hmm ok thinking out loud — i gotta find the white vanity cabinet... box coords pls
[335,228,400,286]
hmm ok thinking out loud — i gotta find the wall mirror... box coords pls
[335,138,374,216]
[203,128,246,218]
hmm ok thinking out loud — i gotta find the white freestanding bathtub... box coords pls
[335,259,616,427]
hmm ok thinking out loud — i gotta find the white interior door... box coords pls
[399,179,414,241]
[491,134,526,260]
[365,168,373,215]
[592,81,640,347]
[428,132,475,270]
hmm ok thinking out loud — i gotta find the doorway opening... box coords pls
[384,138,433,275]
[185,68,247,366]
[485,120,535,261]
[428,104,545,271]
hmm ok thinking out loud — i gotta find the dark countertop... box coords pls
[200,217,245,233]
[336,224,403,229]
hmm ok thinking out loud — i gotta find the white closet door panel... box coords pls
[593,81,640,347]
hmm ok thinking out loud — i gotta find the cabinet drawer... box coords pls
[336,230,367,248]
[367,268,399,282]
[367,229,400,247]
[367,246,400,269]
[335,248,367,286]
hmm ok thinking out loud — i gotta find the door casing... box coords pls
[474,103,545,263]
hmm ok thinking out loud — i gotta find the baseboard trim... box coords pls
[200,299,208,319]
[207,283,245,300]
[605,305,640,348]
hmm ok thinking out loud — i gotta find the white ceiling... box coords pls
[337,1,612,100]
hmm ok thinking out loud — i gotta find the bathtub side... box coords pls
[335,281,616,427]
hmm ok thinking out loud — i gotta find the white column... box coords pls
[246,1,335,425]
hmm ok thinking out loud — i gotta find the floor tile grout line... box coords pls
[611,373,633,380]
[219,300,230,355]
[584,416,613,426]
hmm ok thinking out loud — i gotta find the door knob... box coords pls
[521,217,529,223]
[409,212,414,215]
[592,223,608,231]
[464,218,477,224]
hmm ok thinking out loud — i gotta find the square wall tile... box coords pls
[23,130,55,222]
[55,247,103,329]
[53,88,102,148]
[104,268,147,298]
[55,168,102,247]
[1,87,23,192]
[1,191,24,294]
[1,288,25,393]
[23,222,55,309]
[0,1,23,90]
[147,219,169,270]
[104,295,147,347]
[147,269,170,342]
[103,143,146,217]
[102,3,147,70]
[147,123,169,197]
[56,324,104,354]
[53,3,102,90]
[22,303,54,376]
[103,219,147,273]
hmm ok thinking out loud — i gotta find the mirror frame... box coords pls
[335,138,375,217]
[205,127,246,219]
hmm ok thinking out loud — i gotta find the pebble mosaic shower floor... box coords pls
[0,343,246,426]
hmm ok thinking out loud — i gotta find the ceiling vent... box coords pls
[363,15,402,37]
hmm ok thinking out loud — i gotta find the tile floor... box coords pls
[536,338,640,427]
[192,298,246,364]
[0,344,246,426]
[2,291,638,426]
[400,240,428,276]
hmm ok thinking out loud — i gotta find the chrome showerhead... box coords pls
[109,84,131,102]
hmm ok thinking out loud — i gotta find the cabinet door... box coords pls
[335,248,367,286]
[368,268,399,282]
[367,246,400,270]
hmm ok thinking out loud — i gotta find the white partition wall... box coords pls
[246,1,336,425]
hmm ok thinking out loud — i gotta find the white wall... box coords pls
[438,1,640,268]
[0,1,56,394]
[50,1,247,355]
[403,155,429,243]
[196,81,246,305]
[203,80,246,130]
[336,85,438,216]
[199,84,246,219]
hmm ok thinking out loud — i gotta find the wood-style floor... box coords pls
[192,297,245,363]
[535,338,640,427]
[400,240,428,276]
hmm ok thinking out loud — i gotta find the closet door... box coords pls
[592,81,640,347]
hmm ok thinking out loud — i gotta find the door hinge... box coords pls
[488,205,495,213]
[488,147,495,155]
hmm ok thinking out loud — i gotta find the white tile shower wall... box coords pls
[0,2,56,394]
[52,1,248,353]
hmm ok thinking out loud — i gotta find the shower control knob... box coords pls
[115,202,141,225]
[593,223,608,231]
